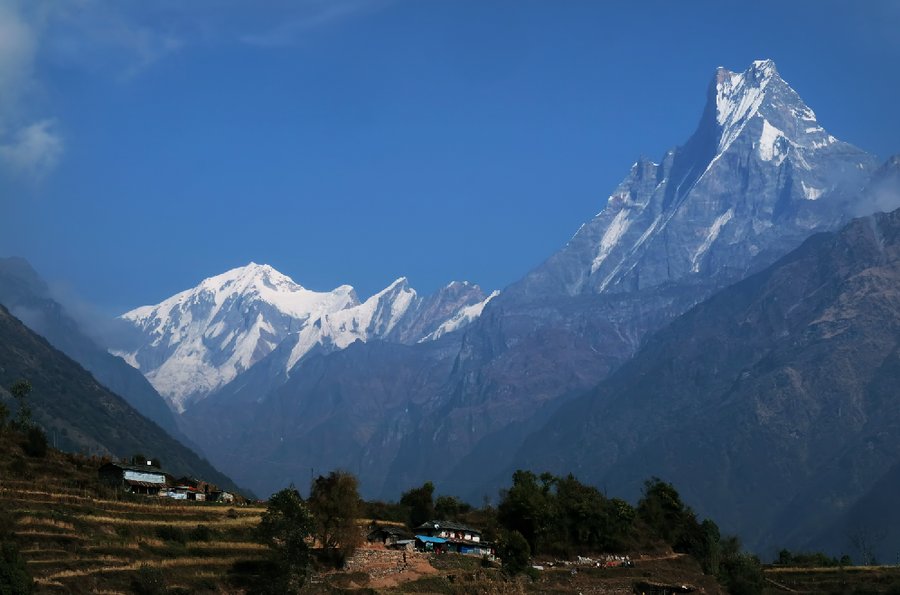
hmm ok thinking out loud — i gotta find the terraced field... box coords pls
[0,435,267,594]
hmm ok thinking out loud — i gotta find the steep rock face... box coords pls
[382,60,878,498]
[183,337,461,498]
[116,263,493,412]
[0,257,180,437]
[0,304,241,494]
[515,208,900,557]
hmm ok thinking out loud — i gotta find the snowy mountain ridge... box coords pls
[115,263,494,412]
[511,59,877,301]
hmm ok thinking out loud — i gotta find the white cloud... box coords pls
[0,0,394,179]
[239,0,390,47]
[0,119,63,178]
[0,0,60,180]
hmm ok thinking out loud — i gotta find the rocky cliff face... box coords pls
[514,206,900,558]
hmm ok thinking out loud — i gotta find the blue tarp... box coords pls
[415,535,447,544]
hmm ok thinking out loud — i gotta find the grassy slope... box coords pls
[0,430,266,594]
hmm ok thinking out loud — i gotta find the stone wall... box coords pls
[344,547,424,580]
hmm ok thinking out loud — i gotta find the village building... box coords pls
[176,476,214,495]
[367,525,413,546]
[98,462,167,496]
[209,490,235,503]
[414,520,494,556]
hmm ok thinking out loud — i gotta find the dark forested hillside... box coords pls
[0,304,242,494]
[0,257,179,436]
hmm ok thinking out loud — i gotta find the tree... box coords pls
[10,380,32,430]
[400,481,435,528]
[0,541,33,595]
[497,470,556,554]
[307,471,362,564]
[0,400,8,429]
[434,495,471,521]
[256,488,314,593]
[718,535,765,595]
[23,426,47,458]
[637,477,691,545]
[498,530,531,575]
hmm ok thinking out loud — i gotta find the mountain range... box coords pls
[119,60,892,505]
[111,263,495,412]
[4,59,900,559]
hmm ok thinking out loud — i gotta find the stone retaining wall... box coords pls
[344,547,424,579]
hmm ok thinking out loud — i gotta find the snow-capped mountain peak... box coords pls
[713,59,778,153]
[115,264,494,412]
[115,263,360,411]
[510,59,877,300]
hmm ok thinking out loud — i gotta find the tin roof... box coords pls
[415,520,481,534]
[415,535,448,544]
[124,479,164,488]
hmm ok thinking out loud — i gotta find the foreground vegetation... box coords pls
[2,383,899,593]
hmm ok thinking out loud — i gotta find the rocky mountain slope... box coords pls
[0,304,241,493]
[375,59,879,497]
[114,263,494,412]
[0,257,180,437]
[515,206,900,559]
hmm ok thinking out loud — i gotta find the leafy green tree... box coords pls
[605,498,636,550]
[257,488,314,593]
[434,495,471,521]
[0,541,33,594]
[400,481,435,528]
[361,500,407,524]
[718,535,764,595]
[498,530,531,575]
[497,470,556,554]
[10,380,32,430]
[637,477,692,545]
[307,471,362,563]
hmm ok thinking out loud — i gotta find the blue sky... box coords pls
[2,0,899,314]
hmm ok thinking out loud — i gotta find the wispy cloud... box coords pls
[0,0,60,180]
[0,0,392,180]
[0,0,191,180]
[239,0,390,47]
[43,2,186,80]
[0,119,63,178]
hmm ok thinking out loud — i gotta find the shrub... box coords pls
[130,565,165,595]
[0,542,34,594]
[8,457,28,479]
[154,525,187,545]
[190,524,212,542]
[23,426,48,458]
[498,530,531,575]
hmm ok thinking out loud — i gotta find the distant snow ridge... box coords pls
[115,263,494,412]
